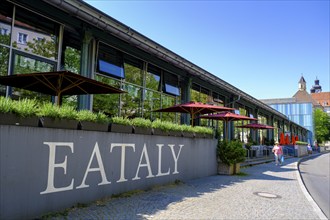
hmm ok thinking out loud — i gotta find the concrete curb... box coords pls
[296,154,328,220]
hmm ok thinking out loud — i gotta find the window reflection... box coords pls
[12,53,55,101]
[13,7,58,60]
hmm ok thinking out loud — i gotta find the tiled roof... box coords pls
[311,92,330,107]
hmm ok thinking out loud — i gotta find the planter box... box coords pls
[40,117,78,130]
[194,133,205,138]
[217,163,240,175]
[204,133,214,139]
[109,123,133,133]
[133,126,152,135]
[295,145,308,157]
[78,121,109,132]
[151,128,169,136]
[0,113,40,127]
[181,131,195,138]
[168,130,183,137]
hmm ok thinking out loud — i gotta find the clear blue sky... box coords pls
[85,0,329,99]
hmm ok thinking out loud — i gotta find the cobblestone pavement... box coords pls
[56,157,325,220]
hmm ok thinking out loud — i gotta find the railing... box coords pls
[245,145,273,161]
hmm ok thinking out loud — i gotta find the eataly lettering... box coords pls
[40,142,183,194]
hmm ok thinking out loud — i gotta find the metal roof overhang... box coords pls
[42,0,292,121]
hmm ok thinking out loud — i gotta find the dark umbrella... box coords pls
[199,111,257,139]
[153,101,235,126]
[0,71,125,105]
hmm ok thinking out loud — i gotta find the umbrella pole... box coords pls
[57,92,61,106]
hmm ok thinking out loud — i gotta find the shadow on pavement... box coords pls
[62,158,300,219]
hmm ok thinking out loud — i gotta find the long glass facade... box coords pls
[270,103,313,132]
[0,0,310,140]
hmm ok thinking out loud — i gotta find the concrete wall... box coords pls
[0,125,217,219]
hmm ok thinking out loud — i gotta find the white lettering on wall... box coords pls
[110,143,135,183]
[77,142,111,189]
[132,143,154,180]
[168,144,183,174]
[40,142,74,194]
[156,144,170,177]
[40,142,184,194]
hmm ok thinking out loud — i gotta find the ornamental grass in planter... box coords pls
[37,103,78,129]
[77,110,109,132]
[217,140,246,175]
[151,119,173,136]
[0,97,40,127]
[193,126,214,138]
[131,117,152,135]
[109,116,133,133]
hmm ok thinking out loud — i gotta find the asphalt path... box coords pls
[299,153,330,219]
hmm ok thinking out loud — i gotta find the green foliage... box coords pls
[76,110,109,123]
[178,124,195,133]
[295,141,308,145]
[37,103,77,119]
[12,98,38,117]
[95,112,110,123]
[110,116,132,126]
[76,110,97,122]
[314,108,330,144]
[217,140,246,165]
[131,117,152,128]
[193,126,213,135]
[0,96,13,113]
[0,97,214,135]
[151,119,175,132]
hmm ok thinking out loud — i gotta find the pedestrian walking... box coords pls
[272,142,283,165]
[307,144,312,154]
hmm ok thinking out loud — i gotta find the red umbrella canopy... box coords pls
[236,123,275,130]
[153,101,234,125]
[198,112,257,140]
[198,111,257,122]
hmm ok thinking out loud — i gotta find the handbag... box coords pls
[280,155,284,163]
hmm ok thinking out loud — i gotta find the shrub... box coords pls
[217,140,246,165]
[295,141,308,145]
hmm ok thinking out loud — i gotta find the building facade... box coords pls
[261,76,327,144]
[0,0,309,143]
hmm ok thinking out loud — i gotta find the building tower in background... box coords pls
[298,76,307,91]
[310,77,322,93]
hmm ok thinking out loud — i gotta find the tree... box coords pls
[314,108,330,144]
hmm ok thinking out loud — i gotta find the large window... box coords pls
[11,52,55,101]
[13,7,58,61]
[0,2,60,101]
[163,71,180,96]
[191,84,210,103]
[97,43,124,79]
[146,64,161,91]
[0,2,12,95]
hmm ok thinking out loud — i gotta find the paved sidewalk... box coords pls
[54,157,325,220]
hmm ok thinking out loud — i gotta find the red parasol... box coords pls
[198,111,257,139]
[153,101,234,126]
[236,123,275,130]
